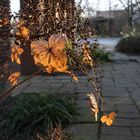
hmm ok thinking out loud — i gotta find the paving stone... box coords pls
[104,97,133,105]
[123,74,139,79]
[102,82,115,87]
[45,79,61,83]
[129,96,140,109]
[103,73,112,78]
[58,85,76,94]
[59,79,73,83]
[65,124,98,140]
[138,105,140,110]
[113,118,131,127]
[30,76,47,83]
[75,87,93,93]
[115,82,139,88]
[114,79,134,83]
[77,99,89,108]
[101,104,117,112]
[77,93,88,100]
[53,76,71,80]
[102,78,114,83]
[22,85,52,93]
[131,96,140,106]
[76,108,95,123]
[102,87,127,92]
[101,126,132,136]
[99,135,140,140]
[110,70,124,75]
[78,76,88,80]
[102,89,129,97]
[130,92,140,97]
[12,81,32,96]
[76,82,88,87]
[135,79,140,87]
[112,75,126,79]
[132,127,140,136]
[116,113,140,119]
[131,119,140,126]
[23,83,63,93]
[127,87,140,92]
[116,105,139,113]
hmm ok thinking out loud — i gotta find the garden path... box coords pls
[99,55,140,140]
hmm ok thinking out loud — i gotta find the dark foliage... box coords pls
[5,93,78,139]
[115,37,140,54]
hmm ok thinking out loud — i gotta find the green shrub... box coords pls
[7,93,78,137]
[91,49,111,62]
[115,37,140,54]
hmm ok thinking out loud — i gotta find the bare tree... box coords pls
[118,0,140,26]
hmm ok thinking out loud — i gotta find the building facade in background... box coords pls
[88,10,128,36]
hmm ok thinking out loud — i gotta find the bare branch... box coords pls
[118,0,127,9]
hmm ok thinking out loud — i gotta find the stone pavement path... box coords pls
[99,59,140,140]
[12,55,140,140]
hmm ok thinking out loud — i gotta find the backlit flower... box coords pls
[31,34,68,73]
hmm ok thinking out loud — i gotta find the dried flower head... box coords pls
[87,93,99,121]
[16,26,30,38]
[11,46,24,64]
[101,112,116,126]
[8,72,21,86]
[31,34,68,73]
[82,43,93,66]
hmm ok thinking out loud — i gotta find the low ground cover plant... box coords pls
[2,93,78,139]
[91,48,111,62]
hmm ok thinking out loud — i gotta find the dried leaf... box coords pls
[20,27,30,38]
[16,26,30,38]
[71,73,78,82]
[17,20,25,27]
[87,93,99,121]
[31,34,68,73]
[82,43,93,66]
[11,47,24,64]
[2,18,9,25]
[109,112,116,120]
[106,118,113,126]
[101,115,108,123]
[8,72,21,86]
[101,112,116,126]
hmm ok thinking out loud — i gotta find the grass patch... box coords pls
[1,93,78,139]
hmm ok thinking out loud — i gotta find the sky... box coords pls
[79,0,125,11]
[10,0,126,13]
[10,0,20,13]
